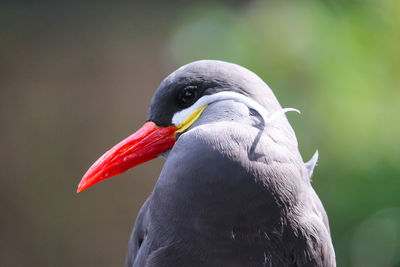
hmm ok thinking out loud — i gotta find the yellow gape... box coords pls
[175,105,208,134]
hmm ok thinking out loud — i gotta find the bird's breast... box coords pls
[149,122,302,241]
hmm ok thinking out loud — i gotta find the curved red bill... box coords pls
[77,121,178,193]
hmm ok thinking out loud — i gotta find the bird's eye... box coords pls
[178,86,198,107]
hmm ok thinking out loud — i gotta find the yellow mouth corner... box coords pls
[175,105,208,134]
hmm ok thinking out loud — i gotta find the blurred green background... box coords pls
[1,1,399,266]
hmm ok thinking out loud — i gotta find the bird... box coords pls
[78,60,336,267]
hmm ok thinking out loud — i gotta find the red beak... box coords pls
[77,121,178,193]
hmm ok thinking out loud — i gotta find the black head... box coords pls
[147,60,282,127]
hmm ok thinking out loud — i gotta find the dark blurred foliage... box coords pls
[1,1,399,266]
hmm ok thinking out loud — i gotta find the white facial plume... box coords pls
[172,91,300,127]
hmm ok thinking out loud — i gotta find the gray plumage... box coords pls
[126,60,335,267]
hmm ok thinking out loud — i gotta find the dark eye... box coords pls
[178,86,198,107]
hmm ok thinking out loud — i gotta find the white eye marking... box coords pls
[171,91,299,127]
